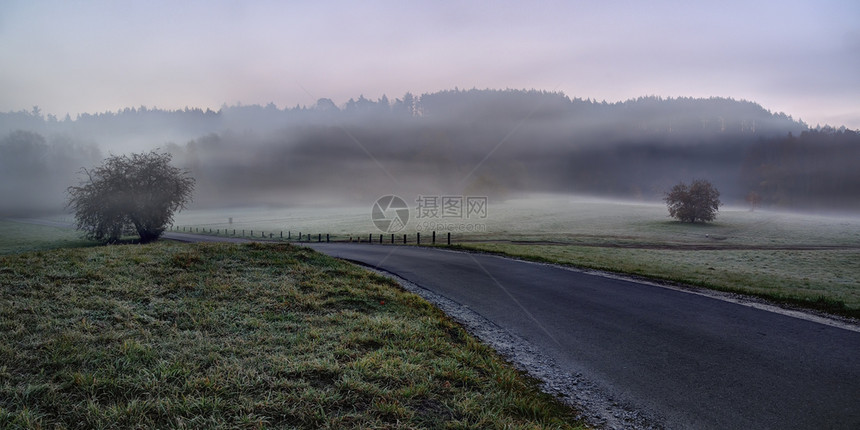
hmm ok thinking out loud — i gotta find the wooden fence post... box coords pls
[432,231,435,244]
[417,232,420,245]
[447,232,451,245]
[326,234,329,243]
[403,234,406,244]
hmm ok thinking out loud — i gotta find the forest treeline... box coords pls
[1,89,857,214]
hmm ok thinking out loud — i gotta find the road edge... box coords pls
[351,261,667,430]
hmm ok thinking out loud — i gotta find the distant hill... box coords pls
[2,89,858,214]
[0,90,808,147]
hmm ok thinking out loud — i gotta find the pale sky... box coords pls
[1,0,858,128]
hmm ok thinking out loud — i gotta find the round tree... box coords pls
[664,179,721,223]
[67,151,194,243]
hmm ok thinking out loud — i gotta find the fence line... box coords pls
[168,225,454,245]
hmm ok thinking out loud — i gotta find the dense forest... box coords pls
[1,89,857,214]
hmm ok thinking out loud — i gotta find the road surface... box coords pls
[305,243,860,429]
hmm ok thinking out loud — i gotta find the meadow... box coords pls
[168,195,860,315]
[15,194,860,315]
[168,196,860,246]
[0,241,583,428]
[0,220,96,255]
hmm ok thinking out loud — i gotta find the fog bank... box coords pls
[3,89,857,215]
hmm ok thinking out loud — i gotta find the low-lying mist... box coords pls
[2,89,858,216]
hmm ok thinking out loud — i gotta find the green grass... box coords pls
[0,220,96,255]
[171,197,860,247]
[455,242,860,318]
[166,197,860,318]
[0,242,584,429]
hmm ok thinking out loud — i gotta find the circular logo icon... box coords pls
[371,195,409,232]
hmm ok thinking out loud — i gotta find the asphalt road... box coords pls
[305,243,860,429]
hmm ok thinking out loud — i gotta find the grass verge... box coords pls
[453,243,860,319]
[0,220,96,255]
[0,242,584,429]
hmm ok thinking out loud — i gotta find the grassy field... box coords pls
[0,220,96,255]
[0,241,584,429]
[453,198,860,316]
[458,243,860,316]
[169,206,370,241]
[168,196,860,247]
[165,196,860,317]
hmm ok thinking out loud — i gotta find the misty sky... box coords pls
[1,0,858,128]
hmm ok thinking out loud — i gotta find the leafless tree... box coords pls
[67,151,194,243]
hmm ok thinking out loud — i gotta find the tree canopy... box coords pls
[67,151,194,243]
[665,179,721,223]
